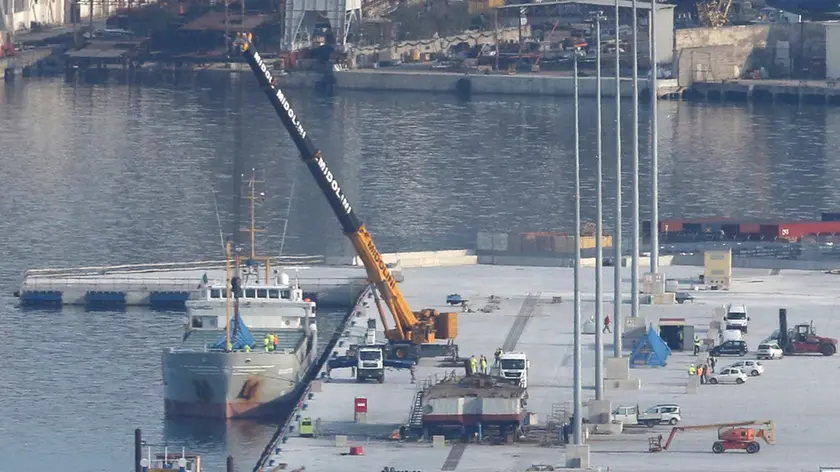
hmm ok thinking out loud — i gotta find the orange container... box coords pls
[436,312,458,339]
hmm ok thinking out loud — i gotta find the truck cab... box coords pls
[724,304,750,333]
[356,345,385,383]
[498,352,529,388]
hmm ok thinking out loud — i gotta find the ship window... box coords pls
[281,289,291,299]
[269,289,280,299]
[191,317,203,328]
[257,289,268,298]
[245,289,256,298]
[210,289,221,299]
[220,288,227,298]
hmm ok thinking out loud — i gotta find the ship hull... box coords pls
[162,340,314,420]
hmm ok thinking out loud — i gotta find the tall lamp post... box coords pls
[612,0,623,356]
[572,51,583,446]
[630,0,640,319]
[649,1,660,274]
[588,9,606,401]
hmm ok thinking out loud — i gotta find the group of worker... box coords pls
[687,357,717,384]
[263,333,281,352]
[466,354,490,376]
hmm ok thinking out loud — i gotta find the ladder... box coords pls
[408,390,425,429]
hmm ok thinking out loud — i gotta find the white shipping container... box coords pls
[492,232,509,251]
[481,397,522,416]
[665,280,679,293]
[477,232,494,251]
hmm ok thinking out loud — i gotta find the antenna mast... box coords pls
[224,240,233,352]
[239,168,271,282]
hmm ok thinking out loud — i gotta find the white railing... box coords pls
[22,276,368,292]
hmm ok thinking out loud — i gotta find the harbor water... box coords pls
[2,77,840,471]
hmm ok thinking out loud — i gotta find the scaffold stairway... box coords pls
[409,390,425,428]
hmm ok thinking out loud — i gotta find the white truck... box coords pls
[497,352,529,388]
[724,304,750,333]
[355,345,385,383]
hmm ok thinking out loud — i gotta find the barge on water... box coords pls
[14,259,370,310]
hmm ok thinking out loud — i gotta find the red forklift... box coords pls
[778,308,837,356]
[649,420,775,454]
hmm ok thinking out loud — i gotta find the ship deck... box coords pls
[178,328,307,353]
[264,264,840,472]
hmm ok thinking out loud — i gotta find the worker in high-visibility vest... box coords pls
[687,364,696,376]
[694,335,702,355]
[469,355,478,375]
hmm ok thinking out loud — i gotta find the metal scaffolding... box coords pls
[283,0,361,50]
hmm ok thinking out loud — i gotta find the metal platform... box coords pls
[17,257,369,309]
[283,0,361,50]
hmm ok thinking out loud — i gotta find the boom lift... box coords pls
[235,33,458,360]
[649,420,775,454]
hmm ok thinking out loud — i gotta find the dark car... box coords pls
[675,292,695,304]
[710,340,748,357]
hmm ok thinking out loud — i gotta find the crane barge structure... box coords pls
[234,33,458,361]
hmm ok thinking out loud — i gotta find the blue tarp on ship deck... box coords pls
[212,314,256,350]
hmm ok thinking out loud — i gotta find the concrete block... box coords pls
[588,422,623,435]
[354,412,367,424]
[605,378,641,390]
[335,435,348,447]
[565,444,591,468]
[686,376,701,394]
[605,357,630,380]
[432,435,446,448]
[309,380,323,393]
[653,293,675,305]
[585,400,612,424]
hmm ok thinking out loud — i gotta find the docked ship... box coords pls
[162,173,319,419]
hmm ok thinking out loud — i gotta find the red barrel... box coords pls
[350,446,365,455]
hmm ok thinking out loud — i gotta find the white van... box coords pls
[720,329,744,343]
[724,304,750,333]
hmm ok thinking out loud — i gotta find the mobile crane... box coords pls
[235,33,458,360]
[649,420,775,454]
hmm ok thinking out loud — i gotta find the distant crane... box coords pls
[697,0,734,26]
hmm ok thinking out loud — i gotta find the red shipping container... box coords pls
[536,235,552,253]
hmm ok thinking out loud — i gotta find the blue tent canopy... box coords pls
[629,326,672,368]
[212,313,256,350]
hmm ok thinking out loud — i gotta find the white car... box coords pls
[708,367,748,385]
[726,360,764,376]
[756,342,784,360]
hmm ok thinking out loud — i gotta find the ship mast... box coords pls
[224,239,233,352]
[238,169,271,283]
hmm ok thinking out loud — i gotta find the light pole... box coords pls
[613,0,623,357]
[572,51,583,446]
[590,9,605,401]
[649,2,660,274]
[630,0,640,319]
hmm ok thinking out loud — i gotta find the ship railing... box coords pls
[166,346,298,354]
[20,255,327,280]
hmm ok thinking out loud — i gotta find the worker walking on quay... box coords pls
[494,347,503,367]
[410,363,416,384]
[709,356,716,372]
[688,363,696,376]
[469,355,478,375]
[480,355,488,375]
[272,333,279,351]
[694,335,702,355]
[603,315,612,333]
[697,364,705,384]
[263,335,271,352]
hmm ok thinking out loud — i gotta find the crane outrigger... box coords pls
[234,33,458,360]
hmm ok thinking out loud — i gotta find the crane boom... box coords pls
[236,34,455,351]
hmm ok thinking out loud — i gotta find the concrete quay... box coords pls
[673,79,840,105]
[263,263,840,472]
[298,69,680,99]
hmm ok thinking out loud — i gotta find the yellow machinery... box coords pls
[235,33,458,360]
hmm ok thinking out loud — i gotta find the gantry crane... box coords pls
[234,33,458,360]
[649,420,775,454]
